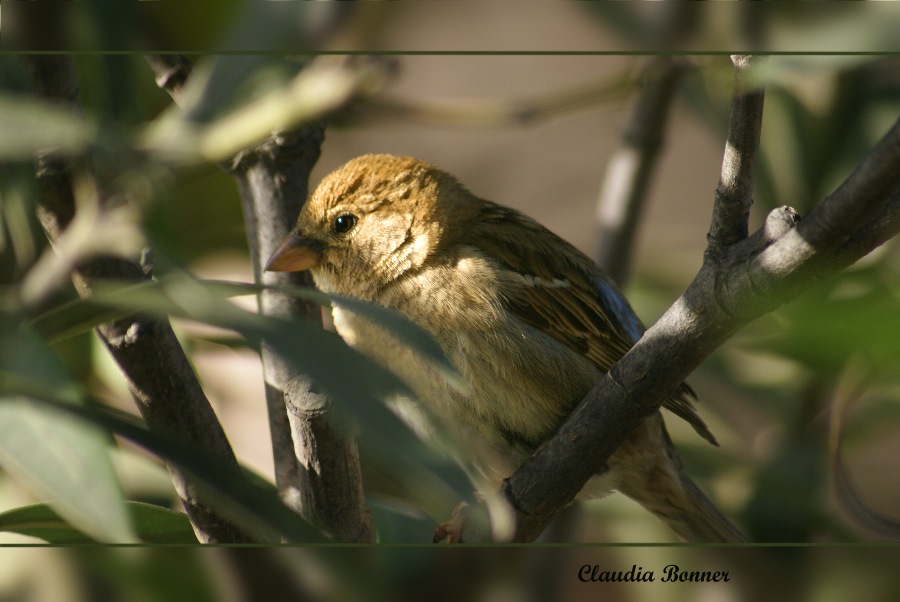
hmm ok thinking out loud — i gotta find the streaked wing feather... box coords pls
[471,202,717,445]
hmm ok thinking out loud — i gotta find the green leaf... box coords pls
[142,55,390,164]
[32,277,466,393]
[27,296,130,344]
[0,378,323,543]
[0,326,137,543]
[0,94,95,159]
[0,501,197,544]
[759,274,900,374]
[28,274,476,521]
[205,279,467,392]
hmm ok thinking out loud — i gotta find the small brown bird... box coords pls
[267,154,745,542]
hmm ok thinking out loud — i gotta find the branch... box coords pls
[146,55,376,542]
[229,128,375,542]
[708,55,766,251]
[21,55,252,543]
[831,188,900,272]
[350,75,628,127]
[478,63,900,542]
[144,54,192,104]
[594,55,690,284]
[745,117,900,299]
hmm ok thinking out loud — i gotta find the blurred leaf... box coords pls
[177,55,305,124]
[125,276,475,519]
[74,55,144,126]
[767,8,900,54]
[291,289,467,392]
[32,276,466,395]
[27,296,130,344]
[143,166,247,265]
[0,94,96,159]
[0,165,44,278]
[0,326,137,543]
[751,55,882,89]
[82,550,220,602]
[0,501,197,544]
[367,497,436,543]
[746,272,900,375]
[142,55,392,164]
[0,376,323,543]
[742,436,824,542]
[29,274,475,520]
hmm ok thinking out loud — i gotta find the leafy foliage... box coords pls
[1,3,899,600]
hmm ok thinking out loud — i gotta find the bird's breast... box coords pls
[330,264,602,462]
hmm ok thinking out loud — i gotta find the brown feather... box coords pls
[467,202,718,445]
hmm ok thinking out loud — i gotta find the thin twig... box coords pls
[594,56,690,284]
[351,75,629,127]
[707,55,766,251]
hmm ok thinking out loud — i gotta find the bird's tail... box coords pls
[621,471,747,543]
[614,417,747,543]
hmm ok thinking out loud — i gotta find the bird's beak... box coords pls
[264,230,325,272]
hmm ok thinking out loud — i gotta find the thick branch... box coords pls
[22,55,251,543]
[795,117,900,252]
[144,53,301,516]
[744,117,900,299]
[146,55,375,542]
[228,130,375,542]
[831,188,900,272]
[491,105,900,545]
[708,55,766,250]
[594,56,689,284]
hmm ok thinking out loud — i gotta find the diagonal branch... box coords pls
[21,55,252,543]
[482,62,900,543]
[831,188,900,272]
[743,117,900,299]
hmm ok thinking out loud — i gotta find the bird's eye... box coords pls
[333,213,357,235]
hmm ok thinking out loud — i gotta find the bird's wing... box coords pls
[469,202,717,445]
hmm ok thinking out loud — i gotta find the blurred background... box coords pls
[2,2,900,601]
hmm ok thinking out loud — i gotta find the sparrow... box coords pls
[266,153,746,542]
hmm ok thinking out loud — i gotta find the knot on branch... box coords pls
[761,205,802,246]
[222,121,327,175]
[284,376,332,419]
[104,320,143,349]
[709,206,802,320]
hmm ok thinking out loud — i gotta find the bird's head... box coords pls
[265,154,476,298]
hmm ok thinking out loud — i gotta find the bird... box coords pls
[265,153,746,542]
